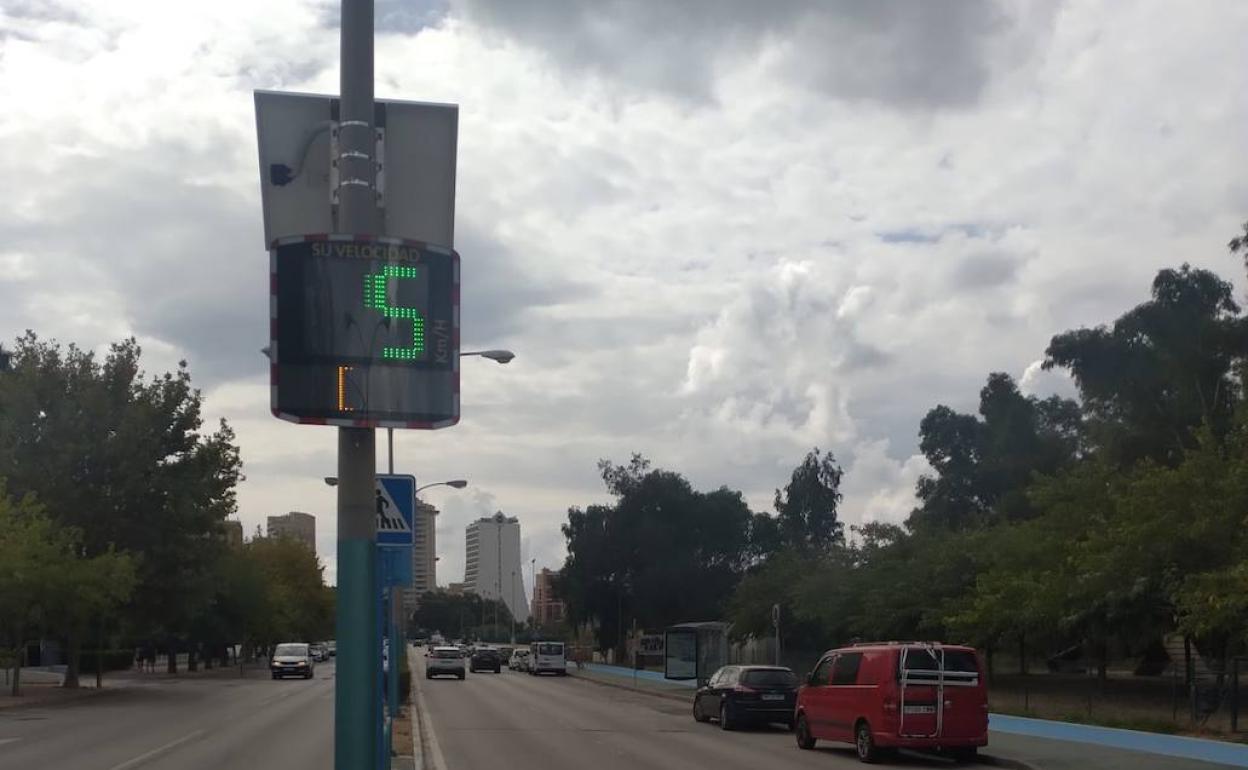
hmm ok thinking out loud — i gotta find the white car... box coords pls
[427,645,466,680]
[509,649,531,671]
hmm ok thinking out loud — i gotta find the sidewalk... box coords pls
[567,662,693,701]
[0,680,112,711]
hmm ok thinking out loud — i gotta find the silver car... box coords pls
[271,642,314,680]
[427,645,466,680]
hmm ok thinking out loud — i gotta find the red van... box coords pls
[794,642,987,763]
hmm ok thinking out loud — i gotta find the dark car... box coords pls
[693,665,799,730]
[469,647,502,673]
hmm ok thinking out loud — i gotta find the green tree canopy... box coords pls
[910,373,1080,531]
[558,455,753,651]
[0,334,242,674]
[773,448,845,550]
[1044,264,1246,467]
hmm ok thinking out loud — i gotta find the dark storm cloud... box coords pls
[449,0,1054,106]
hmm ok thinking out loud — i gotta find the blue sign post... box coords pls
[375,474,414,767]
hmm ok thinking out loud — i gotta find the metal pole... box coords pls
[334,1,378,766]
[388,589,399,733]
[387,427,394,474]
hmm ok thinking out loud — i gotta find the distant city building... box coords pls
[222,520,244,549]
[464,512,529,624]
[402,499,439,620]
[446,582,466,596]
[267,511,316,551]
[532,568,566,628]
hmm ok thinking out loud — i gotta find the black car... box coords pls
[469,647,502,673]
[692,665,799,730]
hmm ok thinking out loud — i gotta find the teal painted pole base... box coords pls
[336,538,379,770]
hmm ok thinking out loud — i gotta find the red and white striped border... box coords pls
[269,233,461,430]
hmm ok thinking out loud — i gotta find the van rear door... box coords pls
[897,647,986,740]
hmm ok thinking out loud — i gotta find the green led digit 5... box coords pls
[363,265,425,360]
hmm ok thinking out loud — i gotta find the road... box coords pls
[0,662,333,770]
[414,656,1239,770]
[0,654,1238,770]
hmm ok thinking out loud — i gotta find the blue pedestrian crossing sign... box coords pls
[375,474,415,548]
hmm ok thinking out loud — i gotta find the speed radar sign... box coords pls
[269,234,459,428]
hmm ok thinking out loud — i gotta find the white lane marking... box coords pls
[410,649,447,770]
[106,729,205,770]
[0,738,20,746]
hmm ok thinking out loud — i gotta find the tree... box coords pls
[410,591,512,640]
[910,405,987,531]
[1230,220,1248,263]
[774,448,845,549]
[909,374,1080,531]
[1044,265,1246,467]
[0,334,242,676]
[558,456,754,652]
[0,487,135,694]
[244,537,335,646]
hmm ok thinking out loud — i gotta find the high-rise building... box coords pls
[532,567,567,628]
[402,499,439,620]
[266,511,316,551]
[464,512,529,624]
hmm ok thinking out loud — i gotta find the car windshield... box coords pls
[741,669,798,687]
[275,644,307,657]
[537,643,563,656]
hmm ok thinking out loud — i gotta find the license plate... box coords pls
[903,705,936,715]
[762,694,785,701]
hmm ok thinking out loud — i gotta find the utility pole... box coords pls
[384,428,402,754]
[335,1,379,768]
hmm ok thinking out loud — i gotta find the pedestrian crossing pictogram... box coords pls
[375,475,415,546]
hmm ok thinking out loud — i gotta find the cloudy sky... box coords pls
[3,1,1246,591]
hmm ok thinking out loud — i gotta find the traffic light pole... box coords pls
[335,1,379,769]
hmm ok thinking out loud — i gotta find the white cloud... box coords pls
[3,1,1246,585]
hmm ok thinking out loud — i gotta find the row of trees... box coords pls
[409,590,516,642]
[555,448,845,652]
[559,226,1248,680]
[0,335,333,693]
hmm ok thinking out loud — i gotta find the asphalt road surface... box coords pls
[0,662,333,770]
[414,657,1239,770]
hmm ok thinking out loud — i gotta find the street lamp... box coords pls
[461,349,515,364]
[417,480,467,493]
[325,477,467,492]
